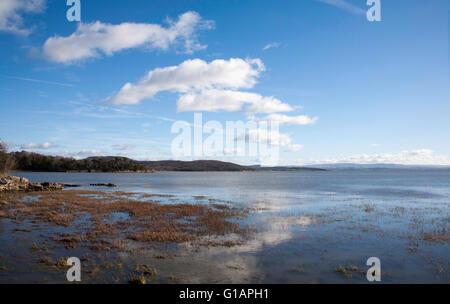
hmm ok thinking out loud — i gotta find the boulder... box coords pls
[29,183,44,191]
[0,175,64,192]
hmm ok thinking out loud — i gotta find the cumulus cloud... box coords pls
[43,11,214,64]
[107,58,265,105]
[317,0,365,15]
[177,89,292,113]
[20,142,54,149]
[260,114,318,125]
[262,42,280,51]
[0,0,46,35]
[106,57,294,114]
[313,149,450,166]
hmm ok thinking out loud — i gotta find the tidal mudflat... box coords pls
[0,170,448,283]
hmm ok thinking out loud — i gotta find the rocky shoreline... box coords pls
[0,175,66,192]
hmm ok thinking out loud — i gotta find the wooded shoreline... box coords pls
[5,151,325,173]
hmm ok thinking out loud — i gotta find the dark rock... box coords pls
[62,184,82,188]
[90,183,117,188]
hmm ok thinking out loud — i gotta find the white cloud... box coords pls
[107,58,265,105]
[246,129,292,147]
[285,144,304,152]
[20,142,54,149]
[260,114,318,125]
[72,150,106,158]
[177,89,293,113]
[312,149,450,166]
[112,144,135,151]
[237,129,301,152]
[0,141,15,151]
[43,11,214,64]
[0,0,46,35]
[317,0,365,15]
[370,143,381,147]
[55,149,106,159]
[262,42,280,51]
[106,57,294,114]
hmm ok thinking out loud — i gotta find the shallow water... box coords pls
[2,169,449,283]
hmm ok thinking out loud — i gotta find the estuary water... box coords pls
[8,169,450,283]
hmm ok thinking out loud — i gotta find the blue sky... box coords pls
[0,0,449,165]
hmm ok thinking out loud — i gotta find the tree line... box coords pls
[0,143,148,173]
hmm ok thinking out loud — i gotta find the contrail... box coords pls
[1,75,75,87]
[317,0,366,16]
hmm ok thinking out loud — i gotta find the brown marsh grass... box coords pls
[0,190,250,255]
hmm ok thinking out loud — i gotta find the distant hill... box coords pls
[312,163,450,170]
[139,160,254,172]
[250,165,326,172]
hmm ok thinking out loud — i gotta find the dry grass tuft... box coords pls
[129,276,146,284]
[423,228,449,244]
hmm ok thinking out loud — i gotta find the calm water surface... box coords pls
[5,169,450,283]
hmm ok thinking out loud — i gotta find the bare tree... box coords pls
[0,141,15,175]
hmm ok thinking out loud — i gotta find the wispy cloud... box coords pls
[112,144,135,151]
[284,144,304,152]
[262,42,280,51]
[1,75,75,87]
[20,142,55,150]
[309,149,450,166]
[236,129,302,152]
[0,0,46,35]
[317,0,365,15]
[60,150,106,159]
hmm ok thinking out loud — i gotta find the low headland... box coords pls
[7,151,325,173]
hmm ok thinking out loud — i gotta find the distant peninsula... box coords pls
[139,160,251,172]
[6,151,326,173]
[250,165,326,172]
